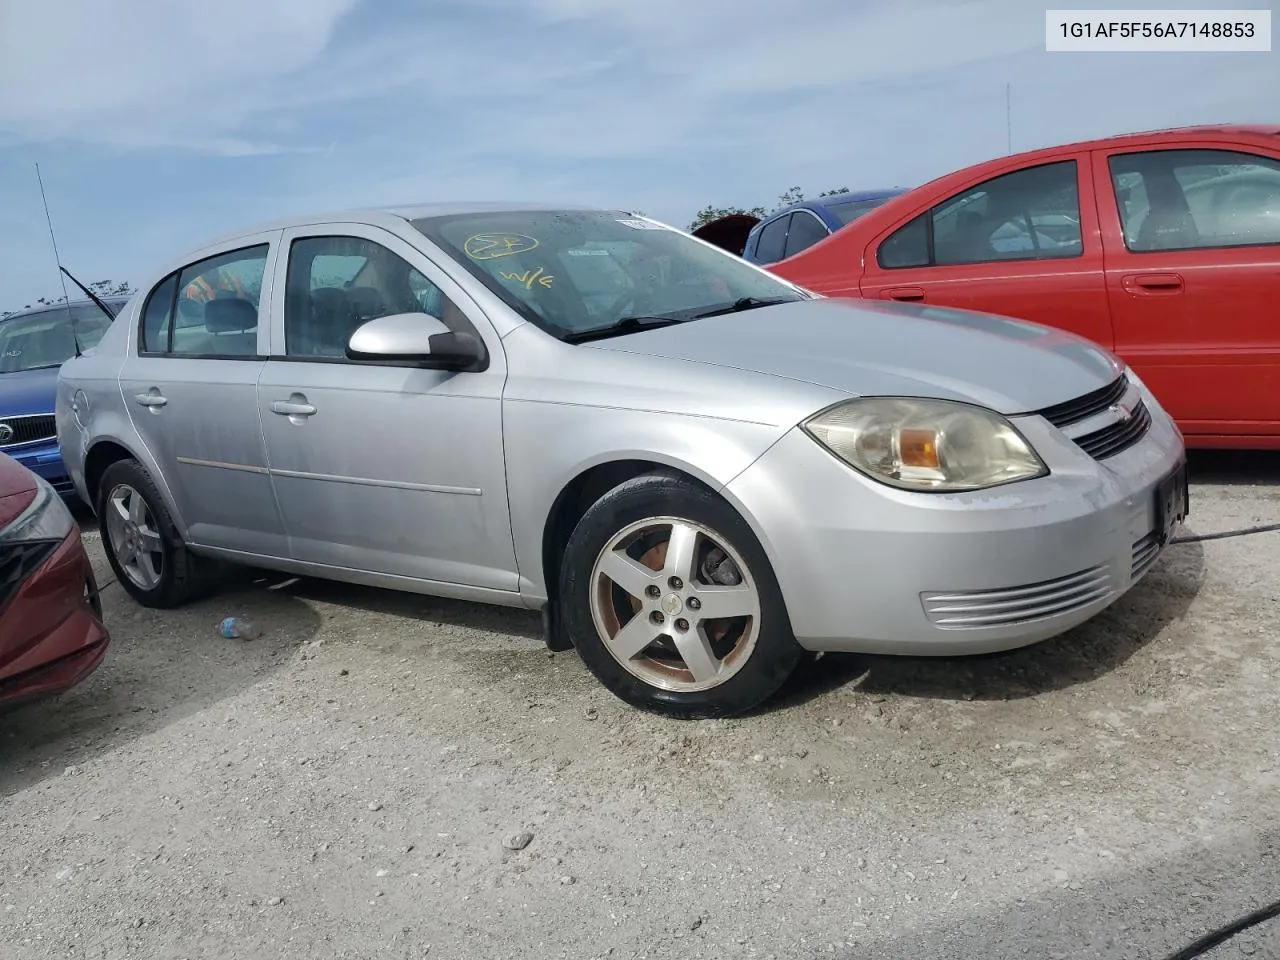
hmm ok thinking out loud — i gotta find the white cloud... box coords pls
[0,0,1274,311]
[0,0,357,146]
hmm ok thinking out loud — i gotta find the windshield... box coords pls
[412,209,807,339]
[0,303,115,373]
[826,196,896,226]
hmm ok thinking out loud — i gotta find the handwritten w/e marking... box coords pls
[499,267,554,289]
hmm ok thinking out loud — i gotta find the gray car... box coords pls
[55,203,1189,718]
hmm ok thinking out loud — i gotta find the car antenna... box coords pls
[34,162,113,360]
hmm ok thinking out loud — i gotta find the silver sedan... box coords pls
[56,203,1188,717]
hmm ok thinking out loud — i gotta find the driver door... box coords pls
[256,223,518,593]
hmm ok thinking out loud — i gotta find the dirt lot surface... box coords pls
[2,451,1277,960]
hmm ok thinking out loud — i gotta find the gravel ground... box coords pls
[1,450,1277,960]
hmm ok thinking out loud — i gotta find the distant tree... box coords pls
[688,204,767,232]
[3,280,135,319]
[688,186,854,231]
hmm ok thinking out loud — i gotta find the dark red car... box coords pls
[768,124,1280,450]
[0,452,109,707]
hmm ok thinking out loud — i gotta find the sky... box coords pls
[0,0,1276,311]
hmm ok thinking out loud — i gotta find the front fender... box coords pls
[504,399,787,601]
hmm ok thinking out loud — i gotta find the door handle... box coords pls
[134,393,167,408]
[1122,272,1184,295]
[271,399,317,417]
[881,286,926,302]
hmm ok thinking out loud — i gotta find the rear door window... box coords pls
[753,214,791,264]
[783,212,830,258]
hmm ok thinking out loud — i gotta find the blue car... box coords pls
[741,188,908,265]
[1,297,127,498]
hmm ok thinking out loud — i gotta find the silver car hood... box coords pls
[585,298,1124,416]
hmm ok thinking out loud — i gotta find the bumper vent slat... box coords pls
[0,413,57,449]
[922,564,1113,630]
[1131,531,1162,581]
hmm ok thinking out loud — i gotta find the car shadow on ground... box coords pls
[222,568,546,644]
[0,571,321,799]
[764,448,1271,713]
[1187,447,1280,486]
[829,828,1280,960]
[762,535,1205,712]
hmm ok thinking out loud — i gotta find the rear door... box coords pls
[858,155,1115,350]
[1093,143,1280,438]
[118,235,287,555]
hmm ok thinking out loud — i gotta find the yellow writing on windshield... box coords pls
[464,233,539,260]
[498,267,554,290]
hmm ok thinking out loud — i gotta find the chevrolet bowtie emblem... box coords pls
[1109,402,1132,423]
[0,423,13,444]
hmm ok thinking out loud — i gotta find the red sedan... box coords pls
[768,124,1280,450]
[0,453,109,707]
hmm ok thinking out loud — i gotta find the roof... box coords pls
[199,200,613,251]
[2,296,129,322]
[949,124,1280,179]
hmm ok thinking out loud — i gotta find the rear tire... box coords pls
[97,459,216,608]
[560,471,802,719]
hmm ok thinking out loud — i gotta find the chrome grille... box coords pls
[0,413,57,448]
[921,564,1113,629]
[1036,375,1128,428]
[1074,400,1152,459]
[1131,531,1162,581]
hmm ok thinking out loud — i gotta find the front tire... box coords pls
[560,472,802,718]
[97,459,214,609]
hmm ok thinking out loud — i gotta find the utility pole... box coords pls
[1005,82,1013,154]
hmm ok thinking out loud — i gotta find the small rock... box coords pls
[368,801,383,812]
[584,707,598,721]
[268,897,284,906]
[559,875,576,885]
[376,869,390,878]
[503,831,534,851]
[339,669,350,677]
[857,857,867,869]
[794,748,809,759]
[751,753,765,763]
[63,765,81,777]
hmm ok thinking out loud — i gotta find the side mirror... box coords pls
[345,312,486,371]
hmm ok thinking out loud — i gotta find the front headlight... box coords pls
[0,473,76,546]
[802,397,1049,492]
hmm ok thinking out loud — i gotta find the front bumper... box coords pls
[4,439,75,498]
[0,526,110,707]
[725,389,1187,655]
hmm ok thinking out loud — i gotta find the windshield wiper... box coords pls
[690,296,798,320]
[561,316,686,344]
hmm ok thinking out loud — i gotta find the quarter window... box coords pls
[783,212,830,259]
[1108,148,1280,252]
[753,214,791,264]
[877,161,1083,269]
[284,235,465,359]
[140,245,267,357]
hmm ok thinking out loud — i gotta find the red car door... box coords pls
[855,152,1115,351]
[1093,141,1280,443]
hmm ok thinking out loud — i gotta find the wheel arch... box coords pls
[83,436,188,539]
[540,457,718,612]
